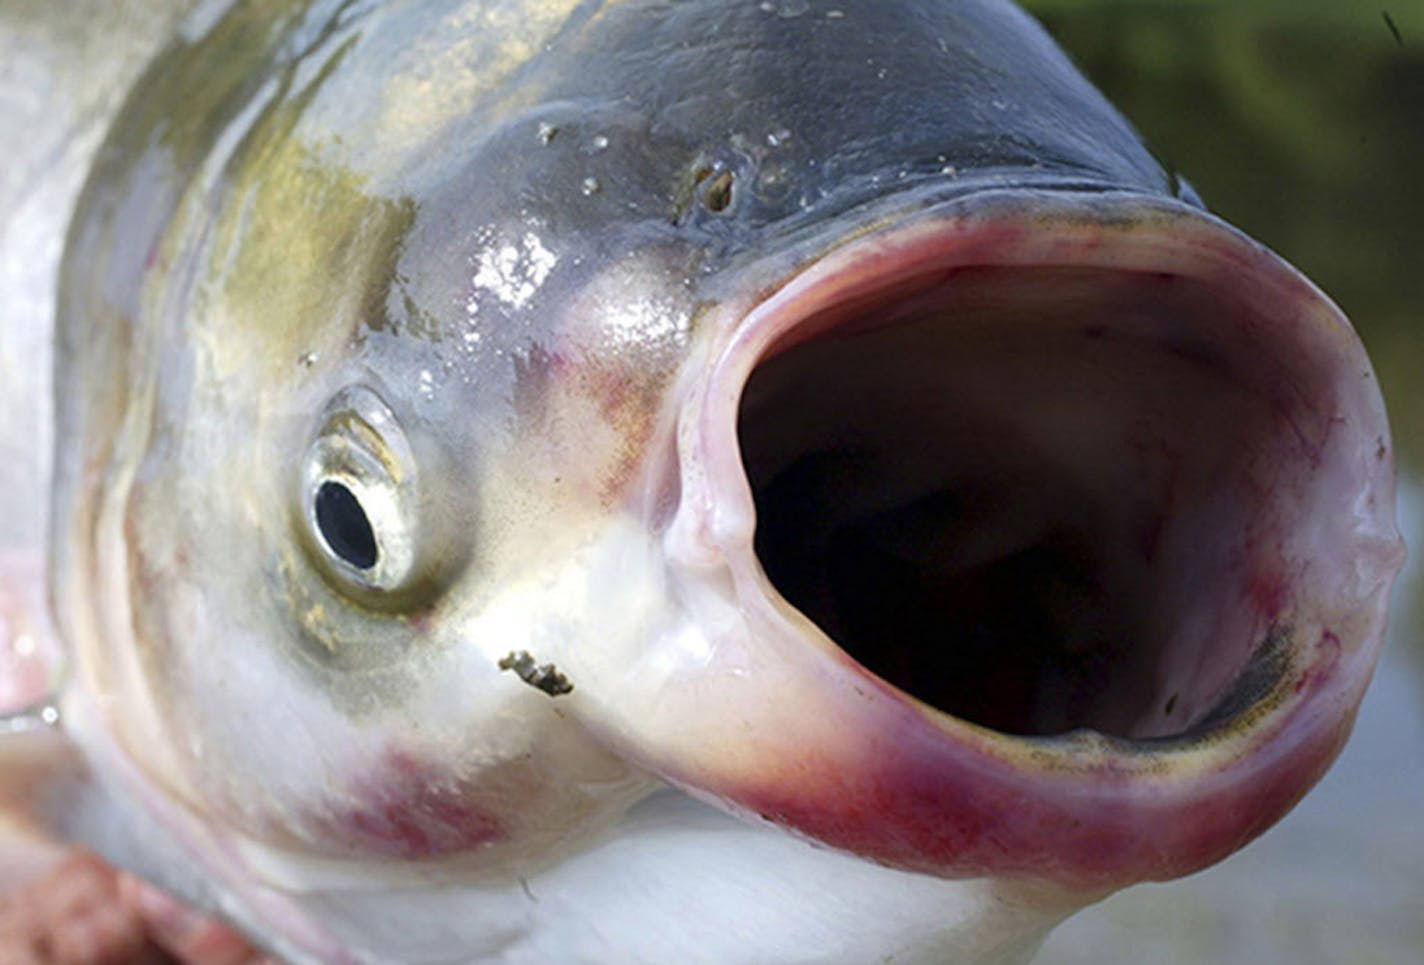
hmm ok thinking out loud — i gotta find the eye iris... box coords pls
[315,481,379,570]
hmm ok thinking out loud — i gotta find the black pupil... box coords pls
[315,481,378,570]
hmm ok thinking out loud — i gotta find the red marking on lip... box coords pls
[1295,630,1342,696]
[732,689,1349,890]
[323,750,505,860]
[1248,569,1290,624]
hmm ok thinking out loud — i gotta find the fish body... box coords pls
[0,1,1403,962]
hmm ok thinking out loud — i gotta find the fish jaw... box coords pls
[549,188,1402,892]
[41,661,1080,964]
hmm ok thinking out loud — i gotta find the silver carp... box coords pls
[0,0,1404,961]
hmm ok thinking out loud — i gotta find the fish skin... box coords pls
[0,1,1403,962]
[0,0,203,896]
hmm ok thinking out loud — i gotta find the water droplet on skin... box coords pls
[590,134,609,152]
[826,9,845,19]
[941,164,958,177]
[418,369,436,399]
[537,122,558,145]
[298,351,318,368]
[755,164,793,203]
[766,127,791,148]
[581,177,601,196]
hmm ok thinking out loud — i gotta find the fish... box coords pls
[0,0,1405,961]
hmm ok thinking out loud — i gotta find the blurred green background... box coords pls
[1019,3,1424,962]
[1032,0,1423,469]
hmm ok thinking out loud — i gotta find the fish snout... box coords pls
[570,190,1403,891]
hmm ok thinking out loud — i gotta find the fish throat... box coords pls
[735,217,1338,741]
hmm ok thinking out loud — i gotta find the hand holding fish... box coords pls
[0,852,266,965]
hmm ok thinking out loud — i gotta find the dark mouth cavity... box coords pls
[739,265,1306,740]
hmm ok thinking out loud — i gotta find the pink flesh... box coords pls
[0,554,58,717]
[670,194,1400,888]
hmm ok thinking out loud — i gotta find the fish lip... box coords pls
[691,186,1397,554]
[657,187,1404,888]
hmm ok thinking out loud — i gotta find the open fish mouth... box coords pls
[630,189,1402,890]
[737,201,1335,742]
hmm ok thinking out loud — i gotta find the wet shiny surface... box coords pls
[1031,2,1424,960]
[2,1,1416,958]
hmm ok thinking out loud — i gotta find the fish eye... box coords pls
[300,385,420,597]
[314,480,378,570]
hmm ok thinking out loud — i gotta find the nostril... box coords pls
[702,169,736,213]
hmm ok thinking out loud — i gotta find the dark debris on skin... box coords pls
[499,651,574,697]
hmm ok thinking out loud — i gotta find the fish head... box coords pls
[28,0,1406,960]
